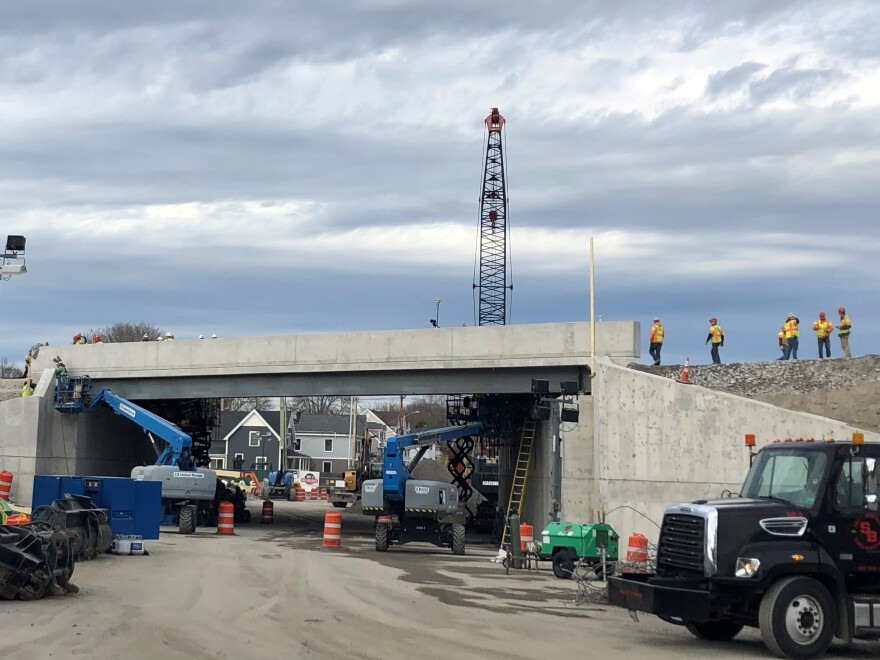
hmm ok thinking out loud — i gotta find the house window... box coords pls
[249,431,261,447]
[322,461,332,473]
[233,453,245,470]
[324,438,333,452]
[254,456,268,469]
[209,456,226,470]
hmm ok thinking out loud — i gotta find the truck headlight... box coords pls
[735,557,761,578]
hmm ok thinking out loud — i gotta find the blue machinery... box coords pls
[54,376,216,532]
[55,376,195,469]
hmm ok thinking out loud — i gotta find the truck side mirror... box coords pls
[865,458,878,512]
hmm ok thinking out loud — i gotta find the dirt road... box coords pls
[0,501,874,659]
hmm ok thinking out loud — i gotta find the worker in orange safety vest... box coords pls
[705,318,724,364]
[648,318,664,366]
[812,312,833,359]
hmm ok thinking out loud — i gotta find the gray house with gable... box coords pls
[292,413,367,474]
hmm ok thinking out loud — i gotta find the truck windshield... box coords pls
[741,450,829,509]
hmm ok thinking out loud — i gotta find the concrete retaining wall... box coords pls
[590,358,880,548]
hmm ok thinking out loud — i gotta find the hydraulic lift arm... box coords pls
[55,377,195,470]
[382,423,481,502]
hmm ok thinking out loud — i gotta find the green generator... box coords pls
[539,521,619,579]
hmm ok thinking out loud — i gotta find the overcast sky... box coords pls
[1,0,877,368]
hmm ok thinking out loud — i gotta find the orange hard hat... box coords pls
[73,333,81,340]
[838,306,845,314]
[818,311,825,318]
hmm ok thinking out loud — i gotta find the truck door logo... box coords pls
[852,513,880,552]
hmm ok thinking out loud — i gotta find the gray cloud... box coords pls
[0,0,878,365]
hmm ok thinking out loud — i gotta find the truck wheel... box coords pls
[552,551,575,579]
[451,524,466,555]
[375,521,389,552]
[332,502,347,508]
[178,505,196,534]
[759,576,835,660]
[684,620,744,641]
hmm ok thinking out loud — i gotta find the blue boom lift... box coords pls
[362,422,482,555]
[54,376,217,534]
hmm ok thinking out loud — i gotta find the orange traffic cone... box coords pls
[678,357,691,384]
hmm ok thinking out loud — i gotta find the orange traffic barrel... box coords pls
[217,501,235,535]
[520,523,534,552]
[260,500,274,524]
[320,488,328,501]
[0,470,13,501]
[295,487,305,502]
[322,510,342,548]
[625,533,649,572]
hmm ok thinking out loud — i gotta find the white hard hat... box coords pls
[166,332,173,337]
[211,334,218,338]
[157,335,163,340]
[198,335,204,339]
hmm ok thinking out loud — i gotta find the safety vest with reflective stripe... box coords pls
[812,319,833,339]
[709,324,723,343]
[838,315,851,336]
[649,323,664,343]
[784,319,799,338]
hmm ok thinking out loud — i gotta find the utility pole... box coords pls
[279,397,287,473]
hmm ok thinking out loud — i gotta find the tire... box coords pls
[685,620,744,641]
[375,521,389,552]
[451,524,466,555]
[332,502,347,508]
[178,505,196,534]
[759,576,836,660]
[552,551,575,579]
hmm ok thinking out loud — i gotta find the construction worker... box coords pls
[92,334,103,345]
[837,307,852,358]
[705,318,724,364]
[165,332,174,341]
[156,334,164,341]
[777,326,788,360]
[648,318,664,366]
[24,354,32,380]
[812,312,833,359]
[141,333,150,342]
[72,333,85,345]
[783,313,800,360]
[20,380,34,397]
[53,357,67,378]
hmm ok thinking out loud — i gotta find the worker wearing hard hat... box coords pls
[648,318,664,366]
[72,333,85,345]
[705,318,724,364]
[812,312,834,359]
[837,307,852,358]
[92,334,103,345]
[142,333,150,342]
[782,313,800,360]
[165,332,174,341]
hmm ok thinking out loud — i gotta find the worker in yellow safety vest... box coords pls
[782,313,800,360]
[777,327,788,360]
[837,307,852,358]
[812,312,834,359]
[648,318,664,366]
[21,380,34,397]
[705,318,724,364]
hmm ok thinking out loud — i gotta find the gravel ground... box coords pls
[0,500,875,660]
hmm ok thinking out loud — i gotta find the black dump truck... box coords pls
[609,437,880,659]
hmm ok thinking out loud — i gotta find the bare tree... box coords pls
[96,321,165,343]
[222,397,273,412]
[286,396,350,415]
[370,396,447,431]
[0,356,24,379]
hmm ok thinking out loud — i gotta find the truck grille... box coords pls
[657,513,705,576]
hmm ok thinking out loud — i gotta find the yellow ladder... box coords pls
[500,419,537,550]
